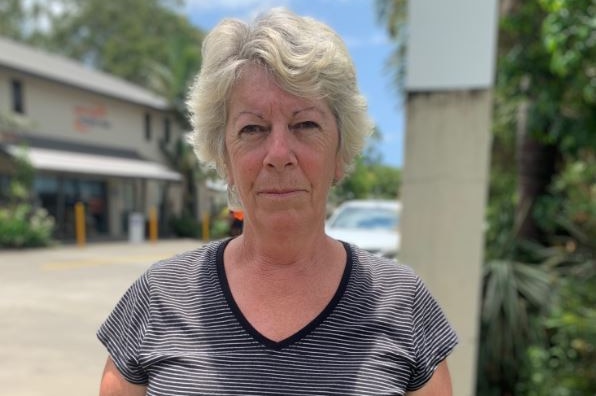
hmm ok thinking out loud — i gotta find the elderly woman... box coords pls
[98,8,458,396]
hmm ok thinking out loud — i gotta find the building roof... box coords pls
[2,144,182,181]
[0,36,169,110]
[0,133,182,181]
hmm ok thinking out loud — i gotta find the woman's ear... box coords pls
[333,156,344,185]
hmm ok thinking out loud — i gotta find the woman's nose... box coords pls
[263,126,296,169]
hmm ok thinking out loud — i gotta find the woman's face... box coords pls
[225,65,343,231]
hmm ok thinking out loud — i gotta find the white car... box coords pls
[326,200,401,259]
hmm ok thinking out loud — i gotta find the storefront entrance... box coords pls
[35,175,108,240]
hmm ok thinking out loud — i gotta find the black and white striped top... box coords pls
[98,239,458,395]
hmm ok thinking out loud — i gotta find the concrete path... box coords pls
[0,239,204,396]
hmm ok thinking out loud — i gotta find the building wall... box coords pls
[0,65,190,241]
[0,67,177,163]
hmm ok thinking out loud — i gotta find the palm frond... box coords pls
[481,259,554,381]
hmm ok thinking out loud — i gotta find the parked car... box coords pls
[325,200,401,259]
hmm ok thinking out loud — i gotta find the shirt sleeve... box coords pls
[408,277,459,391]
[97,271,152,384]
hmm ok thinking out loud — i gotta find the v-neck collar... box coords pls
[216,238,353,350]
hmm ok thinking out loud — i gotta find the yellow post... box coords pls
[74,201,86,247]
[202,213,210,241]
[149,206,158,243]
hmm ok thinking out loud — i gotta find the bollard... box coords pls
[74,201,86,247]
[149,206,158,243]
[202,213,210,241]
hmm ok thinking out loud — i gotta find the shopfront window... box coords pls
[81,180,108,234]
[121,180,136,233]
[34,175,59,221]
[34,175,108,240]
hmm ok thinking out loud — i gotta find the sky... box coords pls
[183,0,405,168]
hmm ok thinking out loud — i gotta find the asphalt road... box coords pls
[0,239,204,396]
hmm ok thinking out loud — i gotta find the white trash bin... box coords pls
[128,212,145,243]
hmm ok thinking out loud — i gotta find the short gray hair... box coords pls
[187,7,373,180]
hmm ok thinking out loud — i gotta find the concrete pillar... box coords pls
[400,90,492,395]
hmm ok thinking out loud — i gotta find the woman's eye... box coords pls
[293,121,320,130]
[239,125,266,134]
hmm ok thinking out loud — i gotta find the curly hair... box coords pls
[186,8,373,204]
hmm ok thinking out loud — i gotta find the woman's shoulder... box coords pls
[144,239,226,280]
[348,243,421,295]
[349,244,418,278]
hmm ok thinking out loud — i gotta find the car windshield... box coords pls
[329,207,398,230]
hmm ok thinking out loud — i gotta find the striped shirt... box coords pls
[98,239,458,395]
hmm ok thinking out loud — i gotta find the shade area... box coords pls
[4,145,181,181]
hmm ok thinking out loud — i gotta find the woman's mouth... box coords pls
[258,188,306,197]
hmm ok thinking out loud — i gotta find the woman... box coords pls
[98,8,458,396]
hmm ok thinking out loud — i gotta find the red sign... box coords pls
[74,104,111,132]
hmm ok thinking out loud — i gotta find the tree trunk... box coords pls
[515,101,557,243]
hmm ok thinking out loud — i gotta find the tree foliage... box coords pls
[0,0,57,43]
[0,0,25,39]
[332,157,401,203]
[375,0,407,90]
[45,0,202,93]
[330,127,402,204]
[0,147,55,248]
[498,0,595,153]
[484,0,595,393]
[518,273,596,396]
[498,0,595,243]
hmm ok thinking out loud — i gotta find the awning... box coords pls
[4,145,182,181]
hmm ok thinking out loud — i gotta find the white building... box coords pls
[0,36,202,241]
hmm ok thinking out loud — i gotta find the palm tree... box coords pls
[145,32,208,224]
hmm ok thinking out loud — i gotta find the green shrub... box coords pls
[512,153,595,395]
[0,203,55,248]
[210,218,230,240]
[517,275,596,396]
[169,212,201,238]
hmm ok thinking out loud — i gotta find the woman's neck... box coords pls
[234,226,328,268]
[224,228,346,304]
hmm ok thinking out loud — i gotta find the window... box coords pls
[144,113,152,141]
[11,79,24,114]
[163,117,171,144]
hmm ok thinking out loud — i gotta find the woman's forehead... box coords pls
[229,67,330,117]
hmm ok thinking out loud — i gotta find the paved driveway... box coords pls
[0,239,204,396]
